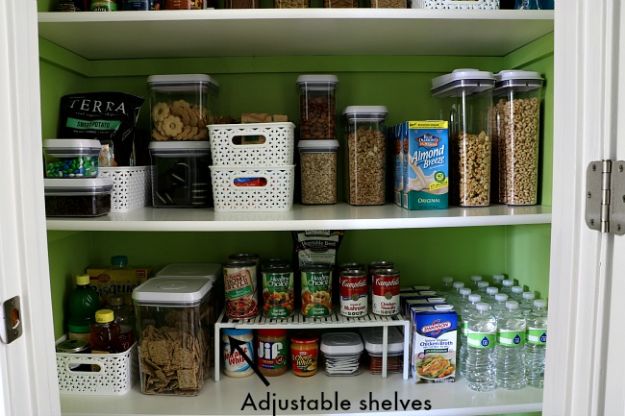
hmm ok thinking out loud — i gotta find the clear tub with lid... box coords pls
[298,140,339,205]
[43,139,101,178]
[148,74,219,142]
[344,106,388,206]
[432,69,495,207]
[132,277,215,396]
[297,75,338,140]
[44,178,113,217]
[360,326,404,375]
[274,0,309,7]
[324,0,357,6]
[320,332,363,376]
[149,141,212,208]
[494,70,544,206]
[156,263,222,280]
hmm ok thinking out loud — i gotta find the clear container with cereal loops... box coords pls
[43,139,101,178]
[132,277,215,396]
[344,106,388,206]
[44,178,113,217]
[360,326,403,375]
[274,0,309,7]
[149,141,212,208]
[320,332,364,376]
[432,69,495,207]
[297,75,338,140]
[494,70,544,206]
[148,74,219,142]
[298,140,339,205]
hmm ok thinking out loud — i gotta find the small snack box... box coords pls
[149,141,212,208]
[133,277,215,396]
[360,327,404,375]
[297,75,338,140]
[320,332,364,376]
[148,74,219,142]
[44,177,113,217]
[43,139,101,178]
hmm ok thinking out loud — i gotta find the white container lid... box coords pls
[320,332,363,355]
[44,139,102,150]
[495,293,509,302]
[156,263,221,281]
[149,141,210,153]
[431,68,495,97]
[148,74,220,88]
[343,105,388,120]
[495,70,543,92]
[297,74,338,85]
[132,277,212,305]
[44,177,113,193]
[298,140,339,150]
[360,327,403,355]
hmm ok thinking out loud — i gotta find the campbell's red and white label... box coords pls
[372,272,400,316]
[340,274,368,317]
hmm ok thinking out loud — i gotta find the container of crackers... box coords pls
[148,74,219,142]
[132,277,214,395]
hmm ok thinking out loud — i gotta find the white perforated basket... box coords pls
[412,0,499,9]
[99,166,151,212]
[210,165,294,211]
[208,122,295,166]
[56,343,137,395]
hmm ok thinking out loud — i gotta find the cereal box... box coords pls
[411,305,457,383]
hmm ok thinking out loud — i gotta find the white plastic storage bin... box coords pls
[56,342,137,395]
[99,166,151,213]
[360,326,404,375]
[208,122,295,166]
[210,165,295,211]
[412,0,499,9]
[320,332,364,376]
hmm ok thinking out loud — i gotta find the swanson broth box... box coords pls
[411,305,457,383]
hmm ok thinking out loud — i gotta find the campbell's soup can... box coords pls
[339,269,368,317]
[224,259,258,319]
[372,268,400,316]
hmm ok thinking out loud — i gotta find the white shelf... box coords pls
[45,204,551,232]
[38,10,553,59]
[60,373,543,416]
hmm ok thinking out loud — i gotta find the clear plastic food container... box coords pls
[223,0,259,7]
[298,140,339,205]
[344,106,388,206]
[44,178,113,217]
[432,69,495,207]
[324,0,357,6]
[132,277,214,396]
[43,139,101,178]
[494,70,544,206]
[297,75,338,140]
[360,326,403,375]
[369,0,406,7]
[149,141,212,208]
[274,0,309,7]
[148,74,219,142]
[320,332,363,376]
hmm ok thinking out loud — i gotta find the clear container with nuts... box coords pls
[297,75,338,140]
[298,140,339,205]
[494,70,544,206]
[344,106,388,206]
[148,74,219,142]
[432,69,495,207]
[275,0,309,7]
[369,0,406,7]
[324,0,357,6]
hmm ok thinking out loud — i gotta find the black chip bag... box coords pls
[58,92,144,166]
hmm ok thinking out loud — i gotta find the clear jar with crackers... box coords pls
[148,74,219,142]
[432,69,495,207]
[297,75,338,140]
[494,70,544,206]
[344,106,388,206]
[298,140,339,205]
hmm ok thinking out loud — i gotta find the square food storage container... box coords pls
[149,141,212,208]
[412,0,499,9]
[432,69,495,207]
[274,0,309,7]
[494,70,544,206]
[132,277,215,396]
[156,263,222,280]
[298,140,339,205]
[320,332,364,376]
[324,0,357,6]
[223,0,259,7]
[297,75,338,140]
[44,177,113,217]
[43,139,101,178]
[360,327,404,375]
[148,74,219,142]
[344,106,388,206]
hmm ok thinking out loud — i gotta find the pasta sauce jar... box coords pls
[371,268,400,316]
[291,335,319,377]
[257,329,288,376]
[223,259,258,319]
[301,264,333,317]
[339,268,368,317]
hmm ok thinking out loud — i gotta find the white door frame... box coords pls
[0,1,60,415]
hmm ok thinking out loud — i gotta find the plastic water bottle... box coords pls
[448,281,465,305]
[492,274,505,287]
[485,286,499,301]
[520,292,536,318]
[492,293,509,320]
[510,286,524,302]
[466,302,497,391]
[496,300,527,389]
[477,281,489,294]
[441,276,454,294]
[526,299,548,388]
[470,275,483,288]
[457,288,472,310]
[501,279,515,295]
[458,294,481,376]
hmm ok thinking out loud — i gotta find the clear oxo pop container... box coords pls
[298,140,339,205]
[44,178,113,217]
[297,75,338,140]
[43,139,101,178]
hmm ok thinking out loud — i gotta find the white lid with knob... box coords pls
[468,294,481,303]
[495,293,509,302]
[486,287,499,296]
[522,292,536,300]
[502,279,514,287]
[511,286,524,294]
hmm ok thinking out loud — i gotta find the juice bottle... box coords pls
[90,309,122,353]
[67,274,100,337]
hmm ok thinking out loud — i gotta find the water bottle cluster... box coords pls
[441,275,547,392]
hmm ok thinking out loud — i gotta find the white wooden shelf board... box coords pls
[38,10,553,59]
[60,373,543,416]
[45,204,552,232]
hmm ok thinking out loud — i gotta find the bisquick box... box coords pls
[87,266,151,305]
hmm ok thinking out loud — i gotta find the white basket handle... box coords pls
[229,132,270,149]
[65,360,105,374]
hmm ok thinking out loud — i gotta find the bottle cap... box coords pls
[495,293,509,302]
[111,255,128,268]
[522,292,536,300]
[76,274,90,286]
[492,274,505,282]
[486,287,499,296]
[533,299,547,309]
[68,322,90,334]
[108,295,124,307]
[477,281,489,289]
[476,302,491,312]
[95,309,115,324]
[453,282,465,289]
[511,286,524,294]
[441,276,454,284]
[459,288,472,296]
[470,275,482,283]
[506,300,519,310]
[502,279,514,287]
[468,294,481,303]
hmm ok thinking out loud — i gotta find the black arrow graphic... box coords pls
[228,335,270,387]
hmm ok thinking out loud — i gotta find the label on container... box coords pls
[412,310,457,384]
[223,334,254,377]
[372,273,400,316]
[339,274,368,317]
[497,329,526,347]
[527,327,547,345]
[262,271,294,319]
[466,330,496,349]
[224,265,258,319]
[258,340,288,371]
[301,270,332,317]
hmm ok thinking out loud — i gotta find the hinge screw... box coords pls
[618,224,623,232]
[622,195,625,203]
[592,164,597,172]
[620,165,624,173]
[587,192,592,199]
[590,219,595,226]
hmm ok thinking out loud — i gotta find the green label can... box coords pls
[262,267,294,319]
[301,265,332,317]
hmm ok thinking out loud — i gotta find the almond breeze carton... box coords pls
[399,121,449,210]
[411,305,457,383]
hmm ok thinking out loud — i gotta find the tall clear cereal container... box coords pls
[298,140,339,205]
[274,0,309,7]
[432,69,495,207]
[494,70,544,206]
[133,277,214,396]
[297,75,338,140]
[344,106,388,206]
[148,74,219,142]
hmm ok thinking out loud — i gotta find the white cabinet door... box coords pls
[0,1,60,415]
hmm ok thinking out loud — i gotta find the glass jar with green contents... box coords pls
[43,139,101,178]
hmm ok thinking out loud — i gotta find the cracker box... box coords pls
[87,265,151,304]
[398,120,449,210]
[411,305,457,383]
